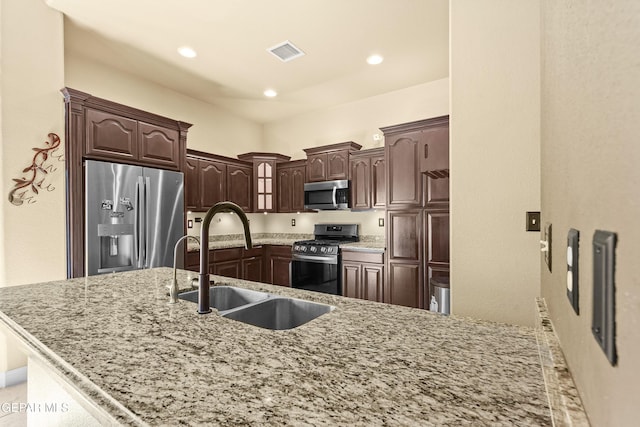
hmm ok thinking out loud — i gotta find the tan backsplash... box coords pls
[186,210,385,238]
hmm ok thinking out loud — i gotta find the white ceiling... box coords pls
[46,0,449,123]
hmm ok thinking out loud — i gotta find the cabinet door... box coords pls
[267,246,292,287]
[386,210,422,308]
[200,160,226,209]
[418,126,449,174]
[342,262,361,299]
[270,256,291,286]
[138,122,180,169]
[254,161,274,213]
[306,154,327,182]
[213,259,241,279]
[327,150,349,180]
[291,166,306,212]
[277,168,292,213]
[362,263,384,302]
[242,256,263,282]
[185,157,200,210]
[386,133,421,208]
[227,164,252,212]
[86,108,138,161]
[388,210,422,262]
[386,262,421,308]
[350,157,371,210]
[371,155,386,209]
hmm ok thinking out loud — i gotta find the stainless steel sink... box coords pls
[222,297,334,330]
[179,286,335,330]
[178,286,269,311]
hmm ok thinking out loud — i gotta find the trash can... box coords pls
[430,277,450,315]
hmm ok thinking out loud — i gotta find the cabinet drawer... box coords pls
[341,250,384,264]
[268,245,292,257]
[186,251,200,267]
[212,247,242,262]
[243,245,264,258]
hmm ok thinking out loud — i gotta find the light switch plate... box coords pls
[526,211,541,232]
[592,230,617,366]
[378,218,384,227]
[567,229,579,314]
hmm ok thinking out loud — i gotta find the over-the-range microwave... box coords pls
[303,179,350,210]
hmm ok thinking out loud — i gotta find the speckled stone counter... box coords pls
[0,268,553,426]
[186,233,387,252]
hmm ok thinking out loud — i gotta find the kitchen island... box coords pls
[0,268,555,426]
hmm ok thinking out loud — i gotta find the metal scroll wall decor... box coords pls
[7,133,65,206]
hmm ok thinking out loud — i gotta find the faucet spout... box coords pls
[198,201,252,314]
[170,235,200,304]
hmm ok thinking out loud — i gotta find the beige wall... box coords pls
[263,78,449,159]
[450,0,541,326]
[0,0,65,371]
[541,1,640,425]
[64,53,262,157]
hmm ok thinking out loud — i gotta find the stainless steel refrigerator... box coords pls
[85,160,184,276]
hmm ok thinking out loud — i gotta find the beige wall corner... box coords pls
[262,78,449,159]
[450,0,541,326]
[541,0,640,425]
[0,0,65,373]
[64,53,263,157]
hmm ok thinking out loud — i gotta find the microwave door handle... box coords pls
[332,186,337,208]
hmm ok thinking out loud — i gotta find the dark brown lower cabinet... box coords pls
[341,250,385,302]
[266,245,292,287]
[386,262,421,308]
[185,246,265,282]
[213,259,241,278]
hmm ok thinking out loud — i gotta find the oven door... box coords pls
[290,254,340,295]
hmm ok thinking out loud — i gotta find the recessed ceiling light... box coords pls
[366,54,384,65]
[264,89,277,98]
[177,46,197,58]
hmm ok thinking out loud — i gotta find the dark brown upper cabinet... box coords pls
[382,116,449,209]
[85,107,184,171]
[62,87,191,278]
[303,141,362,182]
[349,147,385,210]
[276,160,306,213]
[238,153,291,213]
[185,149,252,212]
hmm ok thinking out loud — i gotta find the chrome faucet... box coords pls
[198,201,252,314]
[170,235,200,304]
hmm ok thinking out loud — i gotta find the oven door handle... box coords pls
[292,254,337,264]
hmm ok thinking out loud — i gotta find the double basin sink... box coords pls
[179,286,335,330]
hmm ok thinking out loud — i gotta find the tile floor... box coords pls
[0,382,27,427]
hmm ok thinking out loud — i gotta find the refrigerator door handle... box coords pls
[143,176,151,268]
[136,176,146,269]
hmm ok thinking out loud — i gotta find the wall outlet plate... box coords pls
[187,219,193,229]
[291,218,296,227]
[526,211,541,231]
[592,230,617,366]
[567,229,579,314]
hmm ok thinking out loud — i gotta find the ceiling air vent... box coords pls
[267,40,305,62]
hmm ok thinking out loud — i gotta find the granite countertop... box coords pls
[0,268,556,426]
[186,233,386,252]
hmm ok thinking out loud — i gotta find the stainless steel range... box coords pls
[291,224,359,295]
